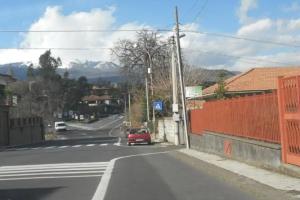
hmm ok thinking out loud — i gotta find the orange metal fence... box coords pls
[278,75,300,166]
[190,92,280,143]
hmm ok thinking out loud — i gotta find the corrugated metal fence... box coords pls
[190,92,280,143]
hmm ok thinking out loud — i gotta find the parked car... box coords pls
[127,128,151,146]
[54,121,67,131]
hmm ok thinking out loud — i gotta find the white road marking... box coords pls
[113,143,120,146]
[100,144,108,146]
[0,162,108,181]
[0,174,102,181]
[72,145,82,148]
[44,146,56,149]
[91,151,173,200]
[59,146,68,149]
[86,144,96,147]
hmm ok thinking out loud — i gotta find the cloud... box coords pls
[237,0,258,24]
[0,6,141,66]
[2,4,300,73]
[180,17,300,72]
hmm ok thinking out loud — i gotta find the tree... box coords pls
[215,72,227,99]
[38,50,62,80]
[27,64,35,79]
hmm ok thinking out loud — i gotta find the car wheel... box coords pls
[147,141,151,145]
[128,142,131,146]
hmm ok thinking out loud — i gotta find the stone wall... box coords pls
[9,117,44,146]
[190,132,281,170]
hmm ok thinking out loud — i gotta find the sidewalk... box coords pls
[179,149,300,194]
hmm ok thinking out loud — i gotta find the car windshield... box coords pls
[57,123,66,126]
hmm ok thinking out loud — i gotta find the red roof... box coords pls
[203,67,300,96]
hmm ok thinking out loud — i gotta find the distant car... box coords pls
[127,128,151,146]
[54,121,67,131]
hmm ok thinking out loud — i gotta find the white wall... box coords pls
[158,117,184,144]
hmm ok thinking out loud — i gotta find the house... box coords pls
[202,67,300,99]
[82,94,114,106]
[0,73,16,105]
[90,86,110,96]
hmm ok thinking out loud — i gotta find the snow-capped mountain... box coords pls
[0,61,123,82]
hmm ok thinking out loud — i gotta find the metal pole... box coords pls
[148,54,156,136]
[175,6,190,149]
[128,93,131,126]
[124,94,127,121]
[145,76,150,122]
[171,37,180,145]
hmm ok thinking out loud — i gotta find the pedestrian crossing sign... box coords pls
[153,100,163,111]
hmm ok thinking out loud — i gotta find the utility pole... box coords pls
[171,36,180,145]
[148,54,156,136]
[124,94,127,120]
[145,76,150,122]
[175,6,190,149]
[128,93,131,126]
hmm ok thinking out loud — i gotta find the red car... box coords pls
[127,128,151,146]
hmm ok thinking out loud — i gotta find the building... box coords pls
[202,67,300,99]
[90,86,110,96]
[82,94,115,106]
[0,73,16,105]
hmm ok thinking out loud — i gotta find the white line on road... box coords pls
[86,144,96,147]
[44,146,56,149]
[91,150,173,200]
[0,174,102,181]
[0,170,105,177]
[0,162,109,181]
[0,167,107,174]
[72,145,82,148]
[59,146,68,149]
[100,144,108,146]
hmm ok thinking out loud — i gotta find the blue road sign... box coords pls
[153,100,163,111]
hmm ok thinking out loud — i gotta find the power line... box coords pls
[184,49,296,66]
[2,27,299,48]
[182,0,200,20]
[182,30,300,48]
[0,29,172,33]
[0,47,111,50]
[191,0,208,23]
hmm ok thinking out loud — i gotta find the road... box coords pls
[0,114,296,200]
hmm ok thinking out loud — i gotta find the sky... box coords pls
[1,0,300,71]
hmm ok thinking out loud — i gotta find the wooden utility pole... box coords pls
[174,6,190,149]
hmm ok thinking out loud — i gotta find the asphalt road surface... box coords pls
[0,115,296,200]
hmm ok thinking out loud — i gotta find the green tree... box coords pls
[27,64,35,79]
[38,50,62,80]
[215,72,227,99]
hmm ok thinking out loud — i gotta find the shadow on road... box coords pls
[0,187,63,200]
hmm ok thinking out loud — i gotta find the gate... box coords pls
[278,76,300,166]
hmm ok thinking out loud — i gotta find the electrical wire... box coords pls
[184,49,296,66]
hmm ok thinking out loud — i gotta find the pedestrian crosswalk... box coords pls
[7,143,121,152]
[0,162,108,181]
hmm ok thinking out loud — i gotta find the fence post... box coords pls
[277,76,287,163]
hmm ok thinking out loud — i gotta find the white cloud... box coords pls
[237,0,258,24]
[0,6,141,66]
[2,4,300,73]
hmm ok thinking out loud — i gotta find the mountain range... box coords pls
[0,61,238,84]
